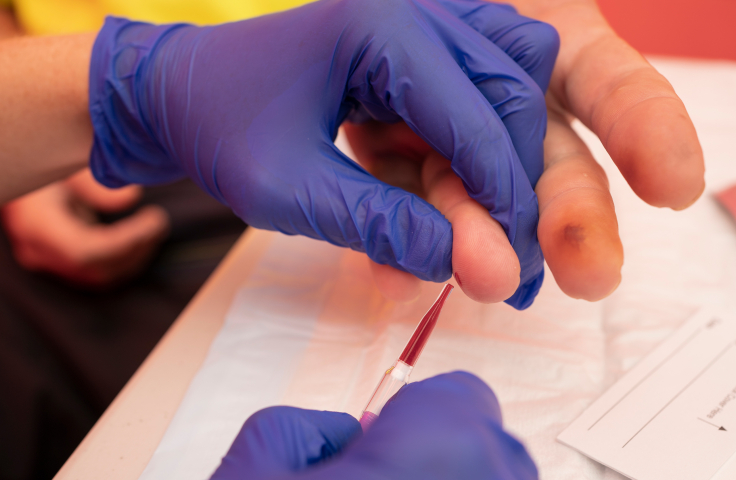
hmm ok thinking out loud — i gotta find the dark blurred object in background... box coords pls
[598,0,736,61]
[0,180,244,480]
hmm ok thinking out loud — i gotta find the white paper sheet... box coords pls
[559,309,736,480]
[139,57,736,480]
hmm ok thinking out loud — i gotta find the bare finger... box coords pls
[422,152,520,303]
[536,108,623,300]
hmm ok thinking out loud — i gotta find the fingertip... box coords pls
[369,259,422,302]
[607,94,705,210]
[124,205,170,241]
[422,152,522,304]
[538,189,623,301]
[67,169,144,212]
[451,203,520,304]
[137,204,171,234]
[671,179,706,211]
[90,205,169,255]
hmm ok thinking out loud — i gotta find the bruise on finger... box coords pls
[563,224,585,249]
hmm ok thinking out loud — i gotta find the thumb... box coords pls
[210,407,361,480]
[237,146,454,283]
[422,152,520,304]
[83,205,169,258]
[66,168,143,212]
[329,154,453,282]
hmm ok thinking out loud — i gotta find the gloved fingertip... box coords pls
[380,370,505,428]
[308,410,363,448]
[503,268,544,310]
[302,413,362,468]
[401,371,499,407]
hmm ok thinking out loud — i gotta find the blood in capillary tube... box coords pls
[399,284,453,367]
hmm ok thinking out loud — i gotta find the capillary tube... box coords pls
[358,284,454,430]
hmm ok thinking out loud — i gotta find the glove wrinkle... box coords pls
[89,0,559,308]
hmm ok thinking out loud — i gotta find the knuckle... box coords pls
[503,77,547,119]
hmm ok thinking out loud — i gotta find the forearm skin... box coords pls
[0,33,94,203]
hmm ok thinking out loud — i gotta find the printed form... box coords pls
[558,309,736,480]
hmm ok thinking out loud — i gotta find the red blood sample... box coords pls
[399,284,453,367]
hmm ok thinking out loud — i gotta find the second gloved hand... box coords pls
[88,0,555,307]
[211,371,538,480]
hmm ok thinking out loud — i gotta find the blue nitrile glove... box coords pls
[88,0,559,308]
[210,371,538,480]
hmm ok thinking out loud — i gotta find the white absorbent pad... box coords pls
[559,308,736,480]
[139,57,736,480]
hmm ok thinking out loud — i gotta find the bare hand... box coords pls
[1,169,169,286]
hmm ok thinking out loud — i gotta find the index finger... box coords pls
[521,0,704,209]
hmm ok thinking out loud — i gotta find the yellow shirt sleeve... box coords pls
[13,0,315,35]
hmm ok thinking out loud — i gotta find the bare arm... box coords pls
[0,33,95,203]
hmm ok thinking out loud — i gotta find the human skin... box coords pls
[0,32,94,202]
[423,151,521,303]
[514,0,704,209]
[0,7,169,286]
[346,0,702,303]
[0,5,19,39]
[1,170,169,286]
[346,118,624,303]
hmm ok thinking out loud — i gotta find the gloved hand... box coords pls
[210,371,538,480]
[88,0,558,308]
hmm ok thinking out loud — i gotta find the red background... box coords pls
[597,0,736,61]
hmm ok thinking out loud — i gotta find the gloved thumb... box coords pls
[234,144,454,283]
[324,153,454,282]
[210,407,361,480]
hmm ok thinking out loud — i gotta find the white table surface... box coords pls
[54,228,278,480]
